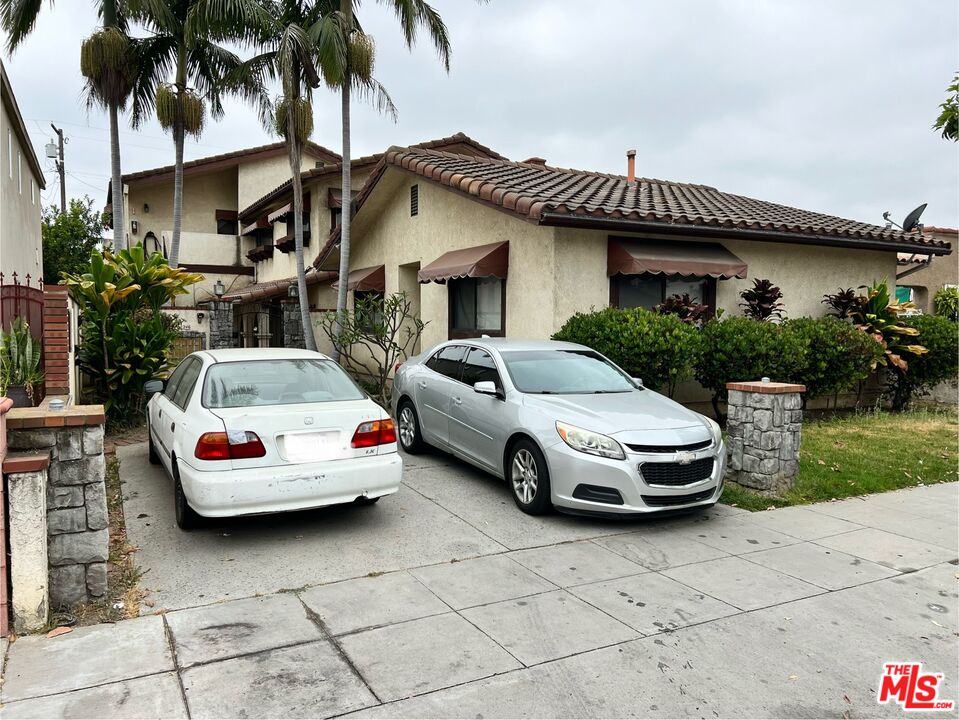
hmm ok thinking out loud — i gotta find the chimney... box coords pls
[523,156,547,166]
[626,149,636,183]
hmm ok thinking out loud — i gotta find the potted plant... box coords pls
[0,317,44,407]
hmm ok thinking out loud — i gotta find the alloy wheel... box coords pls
[398,406,416,448]
[511,449,538,504]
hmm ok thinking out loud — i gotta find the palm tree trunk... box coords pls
[109,101,125,251]
[169,121,185,267]
[289,133,317,352]
[333,0,354,362]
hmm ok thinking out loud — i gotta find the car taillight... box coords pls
[394,362,403,372]
[194,431,266,460]
[351,419,397,448]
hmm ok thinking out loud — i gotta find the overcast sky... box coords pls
[3,0,957,229]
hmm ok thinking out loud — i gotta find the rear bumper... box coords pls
[178,452,403,517]
[545,441,726,515]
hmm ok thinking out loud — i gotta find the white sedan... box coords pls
[145,348,402,529]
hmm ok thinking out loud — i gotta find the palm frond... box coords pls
[0,0,46,53]
[378,0,451,71]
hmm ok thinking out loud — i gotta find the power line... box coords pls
[66,171,106,192]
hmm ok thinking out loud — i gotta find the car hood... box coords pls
[522,390,712,446]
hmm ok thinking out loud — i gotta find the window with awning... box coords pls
[419,241,509,339]
[332,265,386,292]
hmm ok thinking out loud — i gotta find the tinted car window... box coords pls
[172,358,202,409]
[163,358,193,400]
[461,348,501,389]
[425,345,466,380]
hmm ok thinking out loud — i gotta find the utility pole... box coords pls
[50,123,66,213]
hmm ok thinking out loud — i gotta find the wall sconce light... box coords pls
[214,279,225,298]
[287,282,298,298]
[197,311,205,323]
[131,220,138,234]
[143,203,150,213]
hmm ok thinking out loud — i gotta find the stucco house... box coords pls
[0,60,45,282]
[895,226,958,313]
[306,146,951,360]
[105,139,341,339]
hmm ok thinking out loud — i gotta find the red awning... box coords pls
[418,241,509,284]
[332,265,386,292]
[607,239,747,279]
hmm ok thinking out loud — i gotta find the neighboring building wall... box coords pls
[0,88,42,279]
[897,230,958,314]
[237,151,328,213]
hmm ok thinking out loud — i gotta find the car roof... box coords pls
[443,338,589,353]
[198,348,332,362]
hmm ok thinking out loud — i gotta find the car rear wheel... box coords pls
[508,440,552,515]
[173,461,201,530]
[397,401,426,454]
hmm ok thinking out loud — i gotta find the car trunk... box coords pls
[209,399,388,470]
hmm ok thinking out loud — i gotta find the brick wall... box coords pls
[43,288,70,396]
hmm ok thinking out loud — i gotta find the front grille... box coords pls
[626,440,712,453]
[641,489,715,507]
[640,457,714,486]
[572,484,624,505]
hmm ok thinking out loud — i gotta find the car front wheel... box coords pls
[397,401,426,454]
[508,440,552,515]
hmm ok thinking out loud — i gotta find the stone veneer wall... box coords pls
[725,381,805,495]
[207,300,235,349]
[5,403,107,609]
[282,299,306,349]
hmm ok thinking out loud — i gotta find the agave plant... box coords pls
[0,317,44,404]
[850,280,927,372]
[739,278,785,321]
[821,287,862,319]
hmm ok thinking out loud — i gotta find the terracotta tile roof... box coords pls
[120,141,340,184]
[369,148,949,255]
[240,132,506,221]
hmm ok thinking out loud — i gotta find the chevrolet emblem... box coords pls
[675,451,695,465]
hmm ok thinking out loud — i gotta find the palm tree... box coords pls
[127,0,270,268]
[1,0,136,251]
[227,0,393,352]
[330,0,451,356]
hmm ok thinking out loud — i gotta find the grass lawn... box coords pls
[721,408,959,511]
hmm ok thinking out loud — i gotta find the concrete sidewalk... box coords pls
[1,476,956,717]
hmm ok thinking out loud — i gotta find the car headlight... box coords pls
[555,421,626,460]
[705,417,722,447]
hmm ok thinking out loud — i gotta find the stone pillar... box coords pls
[282,299,306,349]
[4,456,49,633]
[208,300,235,349]
[725,380,805,495]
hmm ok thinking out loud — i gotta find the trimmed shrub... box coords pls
[552,307,701,397]
[934,286,959,321]
[888,314,959,410]
[695,316,802,420]
[781,317,884,401]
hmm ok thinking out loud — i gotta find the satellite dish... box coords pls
[902,203,927,233]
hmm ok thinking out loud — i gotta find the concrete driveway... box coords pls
[1,444,957,718]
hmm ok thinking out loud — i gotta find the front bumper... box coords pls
[545,440,726,515]
[178,452,403,517]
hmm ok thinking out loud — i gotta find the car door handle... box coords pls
[170,422,175,433]
[418,381,427,389]
[452,396,462,405]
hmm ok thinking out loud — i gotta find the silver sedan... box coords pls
[391,339,726,516]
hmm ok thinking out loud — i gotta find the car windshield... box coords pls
[500,350,637,394]
[202,359,365,408]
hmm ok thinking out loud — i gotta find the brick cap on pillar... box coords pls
[726,381,806,394]
[2,452,50,474]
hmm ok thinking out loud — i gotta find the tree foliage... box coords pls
[933,286,959,321]
[888,315,958,411]
[41,197,106,285]
[933,73,958,142]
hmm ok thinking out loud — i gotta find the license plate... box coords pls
[282,431,340,462]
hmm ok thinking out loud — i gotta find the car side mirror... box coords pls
[473,380,499,397]
[144,379,165,398]
[632,377,644,388]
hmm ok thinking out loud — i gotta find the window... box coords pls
[449,277,504,338]
[501,350,636,394]
[330,206,342,231]
[172,358,202,409]
[163,357,194,401]
[354,290,384,330]
[18,152,22,193]
[203,359,364,408]
[31,178,35,204]
[7,130,11,179]
[425,344,467,380]
[610,274,715,312]
[461,348,501,389]
[410,184,419,216]
[215,210,238,235]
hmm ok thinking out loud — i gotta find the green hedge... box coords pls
[552,307,700,396]
[889,314,959,410]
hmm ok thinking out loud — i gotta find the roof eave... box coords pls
[538,213,953,256]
